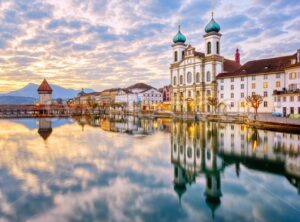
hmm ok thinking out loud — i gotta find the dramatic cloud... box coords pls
[0,0,299,92]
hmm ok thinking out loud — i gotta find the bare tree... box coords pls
[246,94,263,120]
[207,97,219,114]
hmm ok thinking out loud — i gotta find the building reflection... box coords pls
[171,120,300,219]
[37,118,53,141]
[74,115,171,135]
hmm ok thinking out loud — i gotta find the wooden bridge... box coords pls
[0,104,106,118]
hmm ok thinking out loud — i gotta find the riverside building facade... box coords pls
[170,13,300,115]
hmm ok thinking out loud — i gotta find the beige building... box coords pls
[170,13,240,113]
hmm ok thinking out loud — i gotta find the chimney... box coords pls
[297,49,300,63]
[235,48,240,65]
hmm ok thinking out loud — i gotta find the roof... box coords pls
[126,83,154,91]
[218,54,296,78]
[38,79,52,93]
[223,59,241,72]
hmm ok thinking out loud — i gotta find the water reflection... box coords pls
[0,117,299,221]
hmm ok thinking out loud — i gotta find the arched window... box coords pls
[179,75,183,84]
[206,71,211,82]
[174,51,178,62]
[196,72,200,83]
[182,51,185,59]
[216,41,220,54]
[173,76,176,85]
[187,147,192,158]
[187,72,192,84]
[207,42,211,54]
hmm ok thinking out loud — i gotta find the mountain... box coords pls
[0,96,36,104]
[0,83,94,99]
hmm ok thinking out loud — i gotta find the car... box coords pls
[272,112,282,117]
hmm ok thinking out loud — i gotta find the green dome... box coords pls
[205,17,221,33]
[173,26,186,43]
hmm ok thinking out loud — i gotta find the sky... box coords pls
[0,0,299,93]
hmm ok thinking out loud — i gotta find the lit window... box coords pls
[263,82,268,88]
[289,72,297,79]
[241,102,245,107]
[252,83,256,89]
[276,81,280,88]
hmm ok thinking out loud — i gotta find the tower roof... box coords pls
[173,25,186,44]
[38,79,52,93]
[205,12,221,33]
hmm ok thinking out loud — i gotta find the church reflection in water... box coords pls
[171,120,300,217]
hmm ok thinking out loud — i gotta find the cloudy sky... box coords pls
[0,0,299,92]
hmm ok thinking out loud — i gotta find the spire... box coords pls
[235,48,240,65]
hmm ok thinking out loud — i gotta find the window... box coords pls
[220,85,224,90]
[289,72,297,79]
[196,72,200,83]
[221,93,224,99]
[291,107,294,114]
[180,75,183,84]
[231,78,234,82]
[263,91,268,97]
[283,96,286,102]
[277,96,281,102]
[263,82,268,88]
[231,93,234,98]
[241,84,244,89]
[290,96,294,102]
[187,72,192,84]
[174,93,177,98]
[289,84,297,91]
[241,77,244,81]
[174,51,178,62]
[276,73,281,79]
[263,74,268,79]
[231,85,234,90]
[252,76,256,80]
[252,83,256,89]
[196,90,200,96]
[188,90,191,97]
[221,79,224,83]
[264,101,268,107]
[241,92,244,98]
[182,51,185,59]
[252,92,255,96]
[207,90,211,96]
[173,76,177,85]
[298,96,300,102]
[206,71,211,82]
[216,41,220,54]
[298,107,300,114]
[207,42,211,54]
[276,81,280,88]
[231,102,234,107]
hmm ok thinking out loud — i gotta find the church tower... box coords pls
[172,25,187,63]
[204,12,221,56]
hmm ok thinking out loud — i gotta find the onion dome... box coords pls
[205,12,221,33]
[173,25,186,43]
[77,88,86,97]
[38,79,52,94]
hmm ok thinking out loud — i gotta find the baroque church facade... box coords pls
[170,13,240,113]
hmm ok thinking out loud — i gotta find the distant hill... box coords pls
[0,96,36,104]
[0,83,94,100]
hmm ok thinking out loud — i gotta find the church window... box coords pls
[216,41,220,54]
[207,42,211,54]
[196,72,200,83]
[188,91,191,97]
[174,51,178,62]
[187,147,192,158]
[187,72,192,84]
[173,76,176,85]
[182,51,185,59]
[264,101,268,107]
[180,75,183,84]
[206,71,211,82]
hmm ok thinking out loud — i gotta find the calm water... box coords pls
[0,116,299,222]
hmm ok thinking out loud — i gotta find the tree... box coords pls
[246,94,263,120]
[207,97,219,114]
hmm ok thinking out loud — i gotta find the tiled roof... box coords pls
[126,83,154,90]
[217,54,296,78]
[37,79,52,93]
[223,59,241,72]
